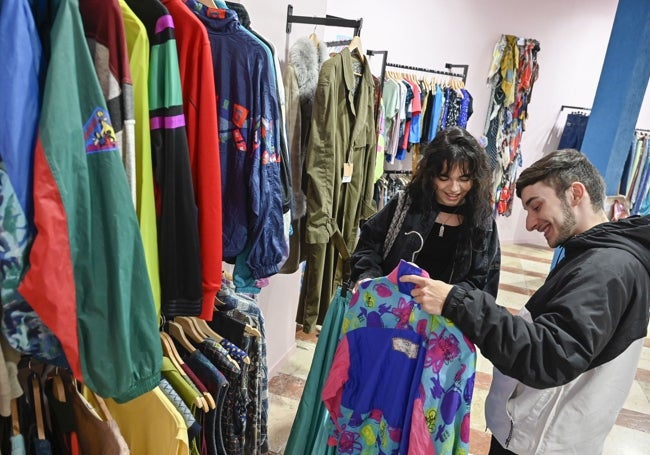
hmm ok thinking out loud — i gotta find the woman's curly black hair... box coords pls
[407,126,493,233]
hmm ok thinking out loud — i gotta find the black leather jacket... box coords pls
[351,194,501,297]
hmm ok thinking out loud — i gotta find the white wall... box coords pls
[231,0,649,372]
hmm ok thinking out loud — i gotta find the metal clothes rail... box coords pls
[286,5,363,36]
[385,62,468,83]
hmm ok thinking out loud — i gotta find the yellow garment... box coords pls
[119,0,161,315]
[500,35,519,107]
[106,387,189,455]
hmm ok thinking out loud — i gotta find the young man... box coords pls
[401,149,650,454]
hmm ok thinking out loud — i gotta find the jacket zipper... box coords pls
[505,419,514,448]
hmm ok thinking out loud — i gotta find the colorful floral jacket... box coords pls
[323,261,476,455]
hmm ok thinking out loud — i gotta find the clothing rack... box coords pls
[366,49,388,92]
[560,105,649,133]
[385,62,468,83]
[325,39,353,47]
[286,5,363,36]
[560,104,591,111]
[384,170,412,175]
[445,63,469,83]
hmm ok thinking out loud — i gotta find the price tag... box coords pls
[342,162,354,183]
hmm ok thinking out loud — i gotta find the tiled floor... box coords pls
[266,244,650,454]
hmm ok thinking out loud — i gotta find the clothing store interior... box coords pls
[1,0,649,454]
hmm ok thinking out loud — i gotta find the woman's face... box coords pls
[433,163,473,206]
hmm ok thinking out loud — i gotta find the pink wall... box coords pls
[227,0,649,372]
[323,0,649,244]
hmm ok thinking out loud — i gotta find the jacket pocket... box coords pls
[507,384,561,454]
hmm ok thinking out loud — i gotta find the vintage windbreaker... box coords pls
[323,261,477,454]
[186,0,285,279]
[126,0,203,318]
[163,0,223,319]
[19,0,161,402]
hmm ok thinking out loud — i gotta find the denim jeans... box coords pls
[558,113,589,150]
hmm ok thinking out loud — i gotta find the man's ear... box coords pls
[568,182,586,206]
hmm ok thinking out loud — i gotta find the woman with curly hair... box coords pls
[351,126,501,297]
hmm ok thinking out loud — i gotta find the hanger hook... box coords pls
[404,231,424,262]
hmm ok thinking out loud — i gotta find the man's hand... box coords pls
[399,275,454,315]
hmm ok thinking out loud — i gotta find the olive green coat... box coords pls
[296,48,377,332]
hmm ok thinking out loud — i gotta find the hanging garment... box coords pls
[11,434,26,455]
[0,0,67,367]
[0,0,40,223]
[106,387,189,455]
[214,279,269,455]
[484,34,540,217]
[119,0,162,313]
[125,0,203,318]
[284,285,350,455]
[184,348,230,455]
[228,2,292,222]
[69,384,130,455]
[160,356,203,412]
[159,379,202,443]
[558,112,589,150]
[162,0,223,319]
[297,47,377,333]
[382,78,403,163]
[0,335,22,418]
[280,36,330,274]
[44,375,80,455]
[198,339,246,455]
[78,0,137,205]
[323,261,476,455]
[185,1,286,279]
[18,0,161,402]
[0,160,66,366]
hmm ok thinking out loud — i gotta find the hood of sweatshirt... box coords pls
[564,215,650,277]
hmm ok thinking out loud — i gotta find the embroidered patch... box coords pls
[84,107,118,154]
[392,336,419,359]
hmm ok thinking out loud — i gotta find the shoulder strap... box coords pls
[330,227,355,297]
[382,191,410,260]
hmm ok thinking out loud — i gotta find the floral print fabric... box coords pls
[323,261,476,454]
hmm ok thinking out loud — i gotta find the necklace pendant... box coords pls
[438,224,445,237]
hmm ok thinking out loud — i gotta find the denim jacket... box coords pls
[350,193,501,297]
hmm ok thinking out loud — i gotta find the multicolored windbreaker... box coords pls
[18,0,161,403]
[185,0,286,279]
[323,261,476,455]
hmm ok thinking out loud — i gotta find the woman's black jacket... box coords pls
[350,194,501,298]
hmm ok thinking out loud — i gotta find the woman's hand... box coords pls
[399,275,454,315]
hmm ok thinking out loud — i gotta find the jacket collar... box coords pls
[339,48,373,144]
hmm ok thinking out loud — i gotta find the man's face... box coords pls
[520,181,577,248]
